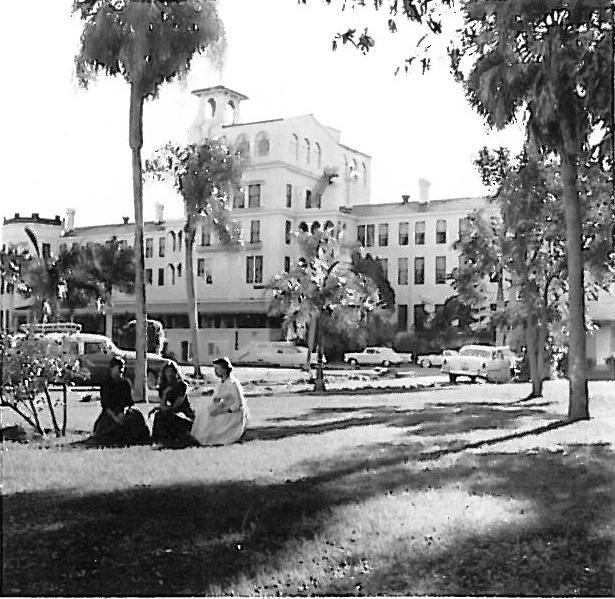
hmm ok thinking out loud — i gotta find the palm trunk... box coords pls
[313,313,326,392]
[185,221,202,378]
[525,322,541,399]
[104,302,113,340]
[305,315,318,371]
[61,383,68,436]
[129,82,148,404]
[560,147,588,420]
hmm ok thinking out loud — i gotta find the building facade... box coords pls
[2,86,613,366]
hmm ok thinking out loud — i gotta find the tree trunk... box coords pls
[525,322,542,399]
[61,383,68,436]
[129,82,148,404]
[313,314,326,392]
[185,222,202,378]
[305,315,318,371]
[43,387,61,437]
[560,148,589,420]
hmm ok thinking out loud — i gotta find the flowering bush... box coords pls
[1,333,89,437]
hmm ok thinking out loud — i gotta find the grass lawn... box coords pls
[2,380,614,596]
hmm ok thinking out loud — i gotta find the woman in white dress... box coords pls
[191,356,249,446]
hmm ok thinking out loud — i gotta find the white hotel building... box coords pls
[2,86,614,367]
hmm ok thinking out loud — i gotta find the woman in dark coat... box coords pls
[151,362,195,447]
[92,356,150,446]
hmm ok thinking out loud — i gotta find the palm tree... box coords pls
[146,141,243,377]
[269,228,380,392]
[74,0,225,402]
[456,0,612,420]
[86,238,135,338]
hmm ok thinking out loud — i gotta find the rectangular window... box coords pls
[197,258,205,278]
[436,219,447,244]
[458,217,470,238]
[415,220,425,245]
[357,225,366,246]
[254,255,263,284]
[250,220,261,244]
[284,256,291,272]
[397,257,409,285]
[435,255,446,284]
[145,268,153,285]
[233,188,245,209]
[246,256,263,284]
[158,237,165,257]
[380,258,388,278]
[248,184,261,208]
[285,220,292,244]
[378,223,389,246]
[158,267,164,286]
[397,304,408,331]
[201,225,211,246]
[286,184,292,208]
[413,304,427,331]
[145,237,153,258]
[398,222,409,245]
[205,260,213,285]
[42,243,51,259]
[365,224,375,247]
[414,257,425,285]
[305,189,312,209]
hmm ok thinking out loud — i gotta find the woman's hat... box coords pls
[212,356,233,370]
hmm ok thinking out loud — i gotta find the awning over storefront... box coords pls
[112,299,271,314]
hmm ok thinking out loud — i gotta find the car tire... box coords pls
[469,376,477,383]
[349,358,358,367]
[382,360,391,367]
[421,359,431,368]
[449,374,457,384]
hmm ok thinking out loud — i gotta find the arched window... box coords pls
[255,131,270,157]
[303,138,311,164]
[343,155,348,177]
[168,264,176,285]
[290,134,299,160]
[235,134,250,157]
[299,221,308,232]
[223,101,235,125]
[310,221,321,233]
[351,158,359,180]
[177,263,182,278]
[314,143,322,169]
[362,162,367,186]
[169,231,176,252]
[324,220,334,231]
[206,98,216,119]
[178,230,183,251]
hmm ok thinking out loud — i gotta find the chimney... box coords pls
[122,216,130,225]
[32,212,39,219]
[401,194,410,204]
[65,208,75,231]
[14,213,20,219]
[418,178,431,203]
[154,202,165,224]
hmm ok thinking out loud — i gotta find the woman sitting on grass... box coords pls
[91,356,150,446]
[150,362,195,448]
[191,356,249,446]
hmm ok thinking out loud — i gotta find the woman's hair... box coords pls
[158,361,184,388]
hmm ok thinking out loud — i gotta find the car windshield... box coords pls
[460,347,493,359]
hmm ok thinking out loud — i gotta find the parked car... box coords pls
[234,341,326,369]
[45,332,172,390]
[343,346,412,367]
[441,344,512,383]
[416,349,458,368]
[496,345,520,374]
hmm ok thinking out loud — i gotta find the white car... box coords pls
[343,347,411,367]
[441,344,512,384]
[417,349,458,368]
[234,341,325,369]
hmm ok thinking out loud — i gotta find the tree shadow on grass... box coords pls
[3,439,613,596]
[243,401,558,443]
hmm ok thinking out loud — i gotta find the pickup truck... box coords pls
[343,347,412,367]
[441,344,512,383]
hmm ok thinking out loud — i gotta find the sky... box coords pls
[0,0,525,229]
